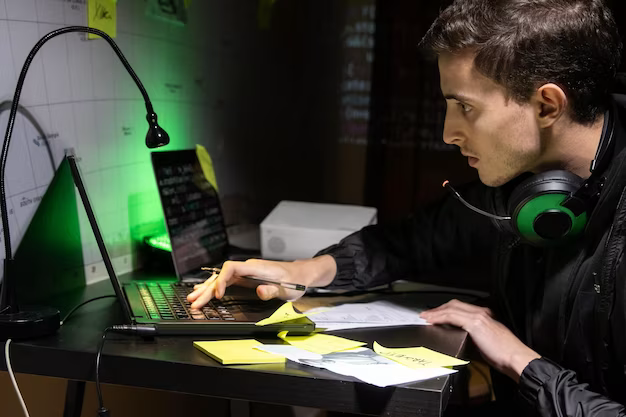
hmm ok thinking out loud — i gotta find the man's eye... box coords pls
[458,103,472,113]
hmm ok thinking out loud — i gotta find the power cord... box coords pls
[3,295,117,417]
[95,325,157,417]
[5,339,30,417]
[60,295,117,325]
[96,326,112,417]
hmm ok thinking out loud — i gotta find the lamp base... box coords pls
[0,307,60,340]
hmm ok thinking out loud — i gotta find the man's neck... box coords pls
[536,114,606,179]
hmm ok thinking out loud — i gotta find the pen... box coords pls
[201,267,307,292]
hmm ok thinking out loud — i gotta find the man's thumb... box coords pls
[257,284,280,300]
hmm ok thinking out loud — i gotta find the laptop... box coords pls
[67,151,314,335]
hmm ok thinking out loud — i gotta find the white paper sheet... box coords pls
[257,346,455,387]
[306,300,429,331]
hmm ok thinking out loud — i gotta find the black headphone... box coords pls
[445,104,616,246]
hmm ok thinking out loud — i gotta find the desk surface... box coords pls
[1,277,469,417]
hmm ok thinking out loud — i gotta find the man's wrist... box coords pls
[508,350,541,382]
[294,255,336,288]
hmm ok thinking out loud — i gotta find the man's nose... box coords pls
[442,117,463,145]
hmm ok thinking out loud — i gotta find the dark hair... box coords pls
[420,0,623,125]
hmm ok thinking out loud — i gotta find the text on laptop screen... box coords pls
[152,150,228,276]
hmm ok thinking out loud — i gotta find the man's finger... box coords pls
[190,284,217,309]
[256,284,280,301]
[423,299,491,316]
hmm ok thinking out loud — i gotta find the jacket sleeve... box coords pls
[316,180,501,291]
[519,358,626,416]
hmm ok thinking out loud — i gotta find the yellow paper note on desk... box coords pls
[88,0,116,39]
[193,340,285,365]
[277,331,365,355]
[373,342,469,369]
[255,302,306,326]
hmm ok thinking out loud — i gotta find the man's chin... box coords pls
[478,170,512,187]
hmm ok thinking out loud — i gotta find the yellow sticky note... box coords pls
[88,0,117,39]
[196,145,218,192]
[193,340,285,365]
[277,331,365,355]
[255,302,307,326]
[373,342,469,369]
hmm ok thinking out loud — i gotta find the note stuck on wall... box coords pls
[196,145,218,192]
[88,0,117,39]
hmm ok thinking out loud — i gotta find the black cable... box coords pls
[94,324,157,417]
[60,295,117,325]
[96,326,112,417]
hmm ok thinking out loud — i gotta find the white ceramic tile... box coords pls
[0,21,17,103]
[116,0,135,36]
[131,35,155,100]
[2,112,37,197]
[72,101,99,172]
[66,31,94,101]
[48,102,78,166]
[35,0,64,24]
[0,197,21,271]
[8,20,48,106]
[0,0,7,20]
[91,38,115,100]
[115,100,141,166]
[10,188,39,244]
[113,33,139,100]
[38,23,73,104]
[63,0,86,26]
[5,0,37,22]
[21,105,55,188]
[93,100,116,168]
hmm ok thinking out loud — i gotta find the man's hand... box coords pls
[420,299,540,382]
[187,256,337,309]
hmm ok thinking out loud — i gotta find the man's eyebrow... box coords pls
[443,93,473,102]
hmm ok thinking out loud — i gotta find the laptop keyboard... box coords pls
[136,282,237,321]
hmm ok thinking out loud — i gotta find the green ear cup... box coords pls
[515,193,587,245]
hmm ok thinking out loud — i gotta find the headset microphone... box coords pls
[443,180,512,220]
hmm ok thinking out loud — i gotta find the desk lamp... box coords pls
[0,26,170,340]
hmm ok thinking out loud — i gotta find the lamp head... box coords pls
[146,112,170,148]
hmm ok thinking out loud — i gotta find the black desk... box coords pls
[1,278,469,417]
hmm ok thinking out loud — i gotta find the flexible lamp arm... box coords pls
[0,26,166,263]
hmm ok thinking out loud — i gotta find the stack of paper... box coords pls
[257,345,457,387]
[194,302,468,388]
[306,300,428,331]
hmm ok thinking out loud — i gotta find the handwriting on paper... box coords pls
[88,0,117,39]
[373,342,469,369]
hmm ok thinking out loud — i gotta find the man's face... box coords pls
[438,52,542,186]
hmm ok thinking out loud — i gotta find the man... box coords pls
[189,0,626,415]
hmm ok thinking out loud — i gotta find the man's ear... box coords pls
[534,83,567,128]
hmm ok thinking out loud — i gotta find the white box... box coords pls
[261,201,377,261]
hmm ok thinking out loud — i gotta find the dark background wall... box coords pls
[366,0,626,222]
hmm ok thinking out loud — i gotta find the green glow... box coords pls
[146,233,172,252]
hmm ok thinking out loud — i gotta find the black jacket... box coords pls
[318,97,626,416]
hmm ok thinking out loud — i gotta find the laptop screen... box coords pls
[151,150,228,278]
[67,153,133,322]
